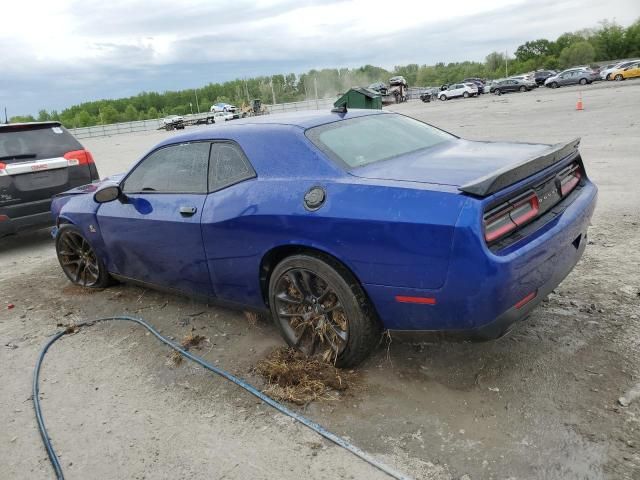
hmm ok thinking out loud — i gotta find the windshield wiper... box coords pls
[0,153,37,161]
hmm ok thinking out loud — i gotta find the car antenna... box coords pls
[331,105,347,114]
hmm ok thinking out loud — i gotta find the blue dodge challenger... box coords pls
[51,109,597,367]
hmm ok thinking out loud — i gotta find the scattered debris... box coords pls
[618,382,640,407]
[255,347,357,405]
[168,333,208,366]
[488,387,500,392]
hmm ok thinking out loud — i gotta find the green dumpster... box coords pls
[333,87,382,110]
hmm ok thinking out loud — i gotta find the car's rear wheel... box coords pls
[463,91,470,98]
[519,86,526,92]
[56,224,111,288]
[493,89,501,95]
[579,78,587,85]
[268,254,380,368]
[615,74,623,81]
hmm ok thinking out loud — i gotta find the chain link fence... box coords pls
[69,97,339,139]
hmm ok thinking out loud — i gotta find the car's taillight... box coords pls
[64,150,94,166]
[0,162,6,176]
[484,191,539,243]
[560,169,581,196]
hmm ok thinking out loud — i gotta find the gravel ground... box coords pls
[1,80,639,480]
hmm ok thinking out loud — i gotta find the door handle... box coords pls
[179,206,197,216]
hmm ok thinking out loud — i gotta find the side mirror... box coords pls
[94,183,124,203]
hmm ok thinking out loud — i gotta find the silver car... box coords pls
[544,68,598,88]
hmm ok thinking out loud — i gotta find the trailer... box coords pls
[160,112,216,131]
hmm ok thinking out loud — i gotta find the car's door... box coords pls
[96,141,213,296]
[626,63,640,79]
[451,84,462,97]
[200,141,257,304]
[506,80,516,92]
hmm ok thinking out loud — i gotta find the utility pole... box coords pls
[3,107,8,124]
[505,49,509,77]
[244,79,250,103]
[314,76,319,109]
[194,90,200,113]
[270,77,276,105]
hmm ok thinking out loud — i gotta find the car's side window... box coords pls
[123,142,210,194]
[208,142,256,192]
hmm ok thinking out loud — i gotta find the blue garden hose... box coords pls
[33,315,414,480]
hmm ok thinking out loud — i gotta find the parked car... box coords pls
[544,68,598,88]
[609,62,640,81]
[600,60,640,80]
[533,70,556,85]
[213,111,239,122]
[210,103,237,113]
[509,75,538,88]
[0,121,99,237]
[162,115,185,130]
[439,83,478,100]
[490,79,532,95]
[462,78,485,94]
[50,109,596,367]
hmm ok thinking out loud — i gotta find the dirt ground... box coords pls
[1,80,639,480]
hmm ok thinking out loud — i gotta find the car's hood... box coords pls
[57,173,125,196]
[349,139,550,188]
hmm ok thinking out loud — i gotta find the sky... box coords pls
[1,0,638,116]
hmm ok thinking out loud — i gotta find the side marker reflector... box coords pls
[515,291,537,309]
[395,295,436,305]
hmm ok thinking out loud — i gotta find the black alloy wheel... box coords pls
[269,254,379,368]
[56,224,110,288]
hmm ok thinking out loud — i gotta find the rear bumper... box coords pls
[0,210,53,236]
[364,180,597,333]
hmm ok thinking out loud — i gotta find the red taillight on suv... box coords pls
[484,191,540,243]
[0,162,7,176]
[64,150,94,166]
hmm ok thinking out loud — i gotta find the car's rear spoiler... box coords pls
[458,137,581,197]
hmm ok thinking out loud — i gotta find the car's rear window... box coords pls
[306,114,453,169]
[0,124,82,163]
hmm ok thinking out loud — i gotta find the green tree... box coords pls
[559,41,595,68]
[99,105,120,124]
[10,115,36,123]
[591,20,627,60]
[515,39,552,62]
[485,51,506,73]
[123,104,138,122]
[37,109,51,122]
[147,107,159,119]
[74,110,93,127]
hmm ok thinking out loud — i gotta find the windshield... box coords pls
[0,124,82,162]
[306,114,454,169]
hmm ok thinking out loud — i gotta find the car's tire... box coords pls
[519,86,526,92]
[550,82,558,89]
[615,74,623,81]
[579,78,587,85]
[268,254,380,368]
[606,73,611,80]
[439,94,447,101]
[463,91,470,98]
[55,224,111,288]
[493,89,501,95]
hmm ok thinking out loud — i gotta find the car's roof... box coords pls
[0,121,62,130]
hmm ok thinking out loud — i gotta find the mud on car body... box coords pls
[51,110,596,367]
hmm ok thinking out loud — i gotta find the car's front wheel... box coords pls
[493,89,501,95]
[268,254,380,368]
[439,94,447,101]
[550,82,559,89]
[579,78,587,85]
[56,224,111,288]
[519,86,526,92]
[463,91,470,98]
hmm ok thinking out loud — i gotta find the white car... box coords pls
[600,60,640,80]
[213,111,236,122]
[210,103,237,113]
[438,83,478,100]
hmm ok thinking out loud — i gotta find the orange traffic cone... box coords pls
[576,93,584,111]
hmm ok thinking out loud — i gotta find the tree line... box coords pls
[10,18,639,128]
